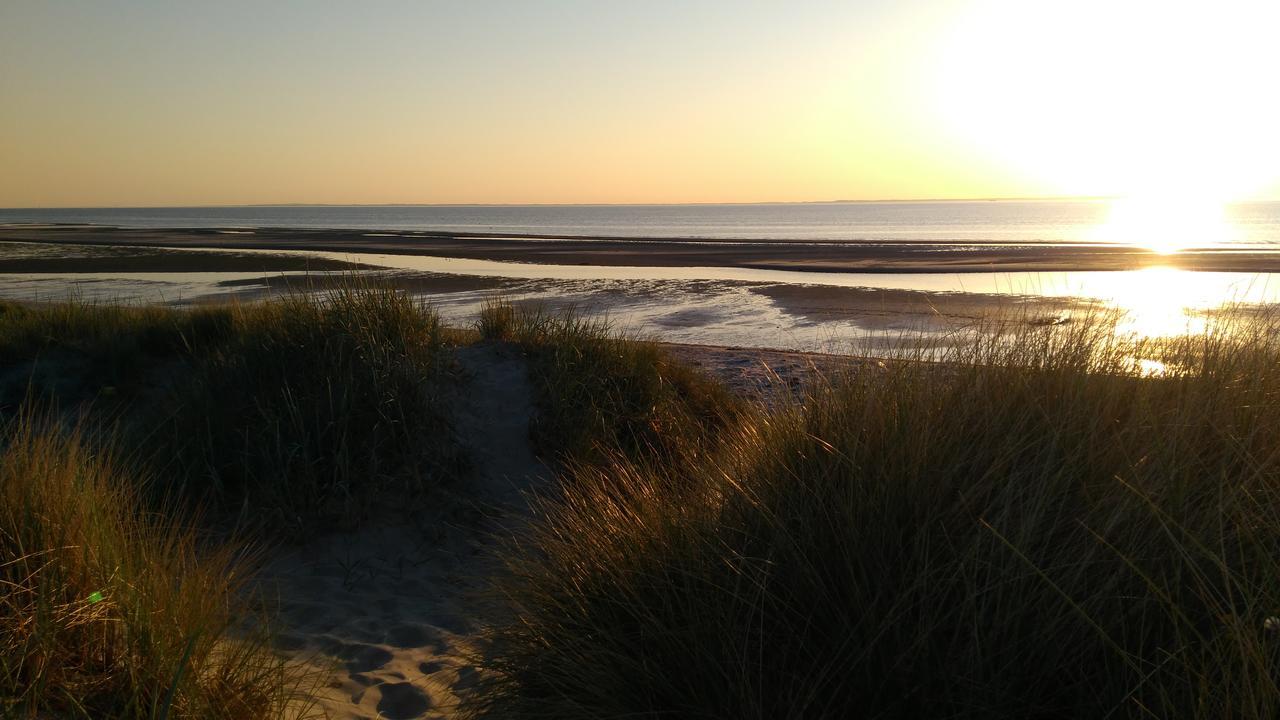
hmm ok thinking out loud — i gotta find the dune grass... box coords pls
[0,299,236,413]
[13,289,1280,717]
[157,286,467,535]
[0,297,227,367]
[477,299,739,466]
[468,311,1280,719]
[0,415,305,719]
[0,284,468,537]
[0,285,463,716]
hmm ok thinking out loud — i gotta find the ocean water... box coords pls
[4,200,1280,246]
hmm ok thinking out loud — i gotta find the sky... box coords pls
[2,0,1278,207]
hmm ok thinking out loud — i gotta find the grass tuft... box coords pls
[477,299,740,466]
[0,283,469,537]
[158,284,467,535]
[0,415,301,719]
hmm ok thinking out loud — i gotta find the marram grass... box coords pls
[157,284,467,536]
[477,298,739,466]
[10,290,1280,718]
[0,416,309,719]
[467,310,1280,719]
[0,281,468,537]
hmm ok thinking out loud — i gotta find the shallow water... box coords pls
[2,242,1277,352]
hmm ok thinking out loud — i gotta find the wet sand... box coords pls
[0,236,1136,349]
[750,283,1084,328]
[0,240,365,273]
[5,230,1269,353]
[214,271,516,298]
[5,224,1280,273]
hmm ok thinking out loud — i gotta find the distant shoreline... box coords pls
[5,224,1280,274]
[0,196,1133,210]
[11,195,1280,209]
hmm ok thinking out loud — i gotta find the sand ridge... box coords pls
[260,343,549,719]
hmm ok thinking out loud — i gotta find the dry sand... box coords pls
[260,344,549,720]
[6,224,1280,273]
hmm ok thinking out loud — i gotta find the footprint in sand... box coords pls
[376,682,432,719]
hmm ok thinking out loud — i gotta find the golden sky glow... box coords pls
[2,1,1277,207]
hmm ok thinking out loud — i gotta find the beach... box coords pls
[11,0,1280,715]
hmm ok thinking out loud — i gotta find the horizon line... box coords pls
[6,194,1280,211]
[0,195,1125,210]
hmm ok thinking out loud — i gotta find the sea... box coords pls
[3,199,1280,245]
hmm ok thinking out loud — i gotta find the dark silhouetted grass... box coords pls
[19,289,1280,718]
[0,283,467,537]
[469,311,1280,719]
[0,299,235,414]
[159,285,467,536]
[477,299,739,466]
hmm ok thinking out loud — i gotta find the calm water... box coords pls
[4,200,1280,246]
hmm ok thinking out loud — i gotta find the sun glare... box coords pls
[934,0,1280,204]
[1091,196,1236,254]
[1105,266,1209,337]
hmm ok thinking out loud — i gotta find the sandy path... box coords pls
[262,344,549,719]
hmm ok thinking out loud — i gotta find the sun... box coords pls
[932,0,1280,205]
[1091,196,1236,255]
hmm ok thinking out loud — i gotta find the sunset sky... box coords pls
[2,0,1277,207]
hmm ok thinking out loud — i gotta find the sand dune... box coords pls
[254,340,838,719]
[259,344,549,720]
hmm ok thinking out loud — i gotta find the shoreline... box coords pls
[5,224,1280,274]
